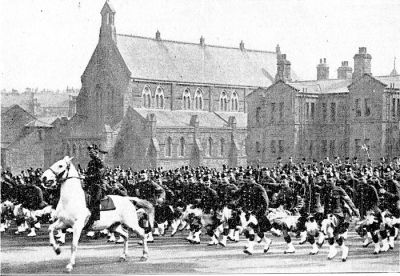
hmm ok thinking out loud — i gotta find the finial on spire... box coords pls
[390,56,398,76]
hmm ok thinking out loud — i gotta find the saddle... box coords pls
[100,196,116,211]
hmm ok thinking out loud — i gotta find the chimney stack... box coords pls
[275,52,292,83]
[155,30,161,40]
[353,47,372,79]
[337,61,353,79]
[317,58,329,80]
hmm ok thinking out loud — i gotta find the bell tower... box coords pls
[100,0,116,44]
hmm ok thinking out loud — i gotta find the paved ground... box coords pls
[1,223,399,274]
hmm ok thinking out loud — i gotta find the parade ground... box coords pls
[1,223,399,274]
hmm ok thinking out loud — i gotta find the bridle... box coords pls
[46,161,82,186]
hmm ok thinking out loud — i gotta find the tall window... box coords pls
[194,89,203,110]
[306,102,310,119]
[256,107,262,125]
[155,86,164,109]
[311,102,315,120]
[142,86,152,108]
[322,103,327,122]
[329,140,335,157]
[364,138,370,151]
[179,137,185,157]
[364,98,371,116]
[309,140,313,157]
[278,140,284,153]
[231,92,239,111]
[330,102,336,122]
[397,99,400,117]
[220,91,228,111]
[279,102,284,122]
[271,103,276,123]
[355,99,361,117]
[392,98,396,118]
[166,137,172,157]
[270,140,276,154]
[321,140,328,157]
[256,141,261,154]
[221,138,225,156]
[183,89,191,110]
[208,137,213,156]
[355,139,361,155]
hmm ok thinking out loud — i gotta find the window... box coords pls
[220,91,228,111]
[256,107,262,125]
[278,140,284,153]
[311,102,315,120]
[271,103,276,123]
[38,130,43,141]
[321,140,327,157]
[330,102,336,122]
[393,98,396,118]
[166,137,172,157]
[355,139,361,155]
[194,89,203,110]
[364,138,370,151]
[155,86,164,109]
[397,99,400,118]
[270,140,276,154]
[306,103,310,119]
[72,144,77,156]
[183,89,191,110]
[329,140,335,157]
[355,99,361,117]
[231,92,239,111]
[221,138,225,156]
[255,141,261,154]
[309,140,313,157]
[322,103,327,122]
[179,137,185,157]
[364,98,371,116]
[279,102,284,122]
[142,86,152,108]
[208,137,213,156]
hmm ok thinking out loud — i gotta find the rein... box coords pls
[47,162,83,186]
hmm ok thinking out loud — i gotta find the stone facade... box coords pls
[247,48,400,166]
[58,1,283,170]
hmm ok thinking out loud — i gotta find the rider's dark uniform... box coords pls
[85,145,105,226]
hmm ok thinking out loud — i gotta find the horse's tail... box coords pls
[127,197,155,230]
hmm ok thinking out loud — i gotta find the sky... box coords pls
[1,0,399,91]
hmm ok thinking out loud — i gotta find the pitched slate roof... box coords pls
[376,75,400,88]
[25,119,53,128]
[133,108,240,129]
[289,79,352,94]
[116,34,279,87]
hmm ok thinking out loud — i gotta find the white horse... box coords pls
[41,156,149,272]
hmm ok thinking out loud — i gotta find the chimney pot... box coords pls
[324,58,326,63]
[320,58,322,64]
[200,36,205,46]
[239,40,244,51]
[359,47,367,54]
[155,30,161,40]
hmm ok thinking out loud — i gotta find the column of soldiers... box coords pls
[1,154,399,260]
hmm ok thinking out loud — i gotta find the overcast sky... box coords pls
[1,0,399,91]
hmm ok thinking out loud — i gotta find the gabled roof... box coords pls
[347,73,387,89]
[25,119,53,128]
[289,79,351,94]
[116,34,279,87]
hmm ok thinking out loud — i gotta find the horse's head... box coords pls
[41,156,74,188]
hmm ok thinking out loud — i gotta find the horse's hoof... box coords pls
[54,247,61,255]
[140,256,148,262]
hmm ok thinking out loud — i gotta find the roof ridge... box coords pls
[117,33,276,54]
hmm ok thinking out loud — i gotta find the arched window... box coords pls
[220,138,225,156]
[220,91,228,111]
[208,137,213,156]
[155,86,165,109]
[66,143,71,156]
[194,89,203,110]
[231,91,239,111]
[183,89,191,110]
[166,137,172,157]
[179,137,185,157]
[142,86,152,108]
[72,144,77,157]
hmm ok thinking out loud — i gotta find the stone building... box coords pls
[247,47,400,166]
[60,1,293,170]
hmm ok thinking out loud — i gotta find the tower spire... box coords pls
[390,56,398,76]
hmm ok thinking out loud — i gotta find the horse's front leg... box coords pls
[66,219,85,273]
[49,219,65,255]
